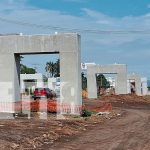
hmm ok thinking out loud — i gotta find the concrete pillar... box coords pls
[60,50,82,113]
[115,73,127,95]
[0,54,20,112]
[20,80,25,93]
[141,77,148,96]
[48,78,56,90]
[127,80,131,93]
[87,67,97,99]
[37,79,44,88]
[135,76,142,96]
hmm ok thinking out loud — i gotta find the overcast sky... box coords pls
[0,0,150,78]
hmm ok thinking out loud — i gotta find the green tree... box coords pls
[54,59,60,77]
[96,74,110,88]
[45,61,55,77]
[20,64,36,74]
[20,55,36,74]
[82,72,87,90]
[45,59,60,77]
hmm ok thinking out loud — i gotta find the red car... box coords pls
[33,88,56,100]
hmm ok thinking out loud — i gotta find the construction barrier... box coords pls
[13,100,82,114]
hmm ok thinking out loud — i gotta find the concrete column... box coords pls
[59,41,81,114]
[115,73,127,94]
[87,67,97,99]
[0,54,20,113]
[127,80,131,93]
[20,80,25,93]
[141,78,148,96]
[135,76,142,96]
[37,79,44,88]
[48,78,56,90]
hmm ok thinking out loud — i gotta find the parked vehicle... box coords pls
[33,88,56,100]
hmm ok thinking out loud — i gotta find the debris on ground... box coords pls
[1,94,149,149]
[0,111,117,149]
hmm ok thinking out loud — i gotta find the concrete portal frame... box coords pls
[0,33,82,114]
[87,64,127,98]
[20,73,45,93]
[127,74,147,96]
[127,74,141,96]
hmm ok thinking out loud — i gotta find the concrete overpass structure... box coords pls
[0,33,82,114]
[87,64,127,99]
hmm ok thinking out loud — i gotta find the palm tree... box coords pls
[45,61,55,77]
[45,59,60,78]
[54,59,60,77]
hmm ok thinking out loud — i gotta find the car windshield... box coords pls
[35,88,44,91]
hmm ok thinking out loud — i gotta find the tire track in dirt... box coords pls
[49,108,150,150]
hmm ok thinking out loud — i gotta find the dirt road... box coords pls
[50,108,150,150]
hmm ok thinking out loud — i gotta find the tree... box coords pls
[82,72,87,90]
[96,74,110,88]
[20,64,36,74]
[45,61,55,77]
[20,55,36,74]
[54,59,60,77]
[45,59,60,77]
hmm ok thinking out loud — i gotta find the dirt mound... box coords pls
[101,94,150,103]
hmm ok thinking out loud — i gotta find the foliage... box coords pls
[82,72,87,90]
[81,73,110,91]
[43,75,48,82]
[20,55,36,74]
[81,109,92,117]
[20,64,36,74]
[54,59,60,77]
[45,59,60,77]
[96,74,110,88]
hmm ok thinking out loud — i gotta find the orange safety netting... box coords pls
[14,100,82,113]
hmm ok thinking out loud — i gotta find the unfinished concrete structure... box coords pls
[20,73,45,93]
[141,77,148,95]
[127,74,141,96]
[87,64,127,98]
[0,33,82,114]
[127,74,148,96]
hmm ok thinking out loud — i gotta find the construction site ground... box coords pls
[0,94,150,150]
